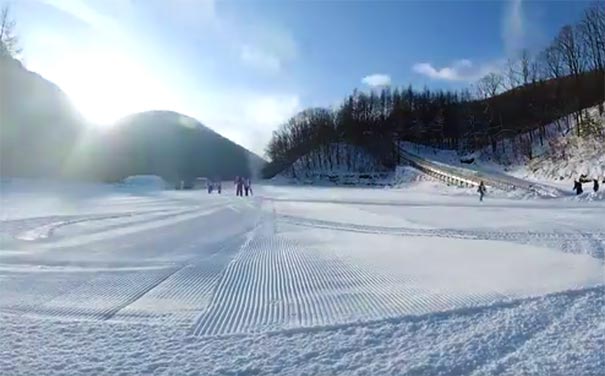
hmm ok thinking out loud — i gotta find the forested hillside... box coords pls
[263,3,605,178]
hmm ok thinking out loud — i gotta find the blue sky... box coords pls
[11,0,590,156]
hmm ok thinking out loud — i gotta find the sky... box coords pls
[10,0,591,157]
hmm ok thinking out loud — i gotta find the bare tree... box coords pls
[476,72,503,99]
[555,25,585,77]
[578,2,605,72]
[503,49,534,89]
[555,25,589,135]
[504,58,521,90]
[539,45,564,79]
[0,4,20,58]
[519,49,533,85]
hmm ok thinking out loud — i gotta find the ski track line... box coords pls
[50,207,209,241]
[191,224,260,336]
[193,227,312,335]
[0,272,91,313]
[279,214,605,240]
[279,215,605,259]
[332,247,516,313]
[113,265,220,323]
[19,267,179,321]
[190,218,519,337]
[281,236,310,328]
[7,208,189,242]
[288,238,330,328]
[114,233,250,325]
[32,204,230,251]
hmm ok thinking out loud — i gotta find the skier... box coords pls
[573,180,583,195]
[477,181,486,202]
[235,176,243,197]
[248,178,253,196]
[244,177,250,197]
[594,179,599,193]
[217,181,222,194]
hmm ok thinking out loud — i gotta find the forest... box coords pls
[263,2,605,178]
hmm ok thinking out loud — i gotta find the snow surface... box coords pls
[1,179,604,375]
[122,175,168,190]
[399,103,605,197]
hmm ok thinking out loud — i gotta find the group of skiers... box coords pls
[234,176,253,197]
[573,178,600,195]
[207,181,221,194]
[478,175,601,200]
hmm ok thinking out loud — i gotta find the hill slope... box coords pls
[0,55,85,178]
[0,56,265,182]
[98,111,265,183]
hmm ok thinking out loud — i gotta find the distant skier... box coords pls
[217,181,222,194]
[573,180,583,195]
[594,179,599,193]
[477,181,486,202]
[245,178,253,196]
[235,176,244,197]
[207,181,213,194]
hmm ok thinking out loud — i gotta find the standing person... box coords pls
[477,181,486,202]
[244,177,250,197]
[217,181,222,194]
[573,180,583,195]
[247,178,253,196]
[593,179,599,193]
[235,176,243,197]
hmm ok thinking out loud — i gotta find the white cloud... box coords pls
[238,27,298,74]
[361,74,391,88]
[40,0,126,32]
[150,0,218,32]
[240,45,282,73]
[412,59,500,82]
[502,0,525,54]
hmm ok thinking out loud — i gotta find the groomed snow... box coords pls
[1,179,604,375]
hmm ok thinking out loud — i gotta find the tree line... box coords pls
[264,2,605,177]
[0,4,19,58]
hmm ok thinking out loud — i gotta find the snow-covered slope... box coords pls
[399,103,605,197]
[522,134,604,181]
[1,179,603,375]
[478,105,605,183]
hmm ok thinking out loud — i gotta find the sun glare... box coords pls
[51,50,170,127]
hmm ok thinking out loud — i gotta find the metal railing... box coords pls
[397,145,569,198]
[398,147,520,191]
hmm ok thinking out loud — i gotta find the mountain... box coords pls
[0,55,265,182]
[0,55,85,178]
[98,111,266,183]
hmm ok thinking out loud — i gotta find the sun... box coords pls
[49,50,169,128]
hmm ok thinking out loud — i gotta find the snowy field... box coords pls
[1,179,604,375]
